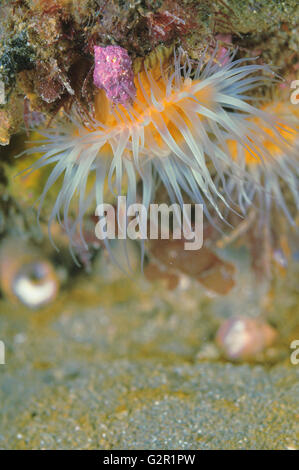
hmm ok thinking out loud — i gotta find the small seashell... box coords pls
[0,240,59,309]
[216,316,277,360]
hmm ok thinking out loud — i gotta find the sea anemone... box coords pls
[225,102,299,225]
[20,47,285,251]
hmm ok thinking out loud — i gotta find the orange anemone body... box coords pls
[227,102,299,166]
[93,65,214,159]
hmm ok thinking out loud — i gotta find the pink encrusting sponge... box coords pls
[93,45,136,105]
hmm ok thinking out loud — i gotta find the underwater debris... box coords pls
[148,238,236,295]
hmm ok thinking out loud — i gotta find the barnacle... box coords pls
[21,47,288,251]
